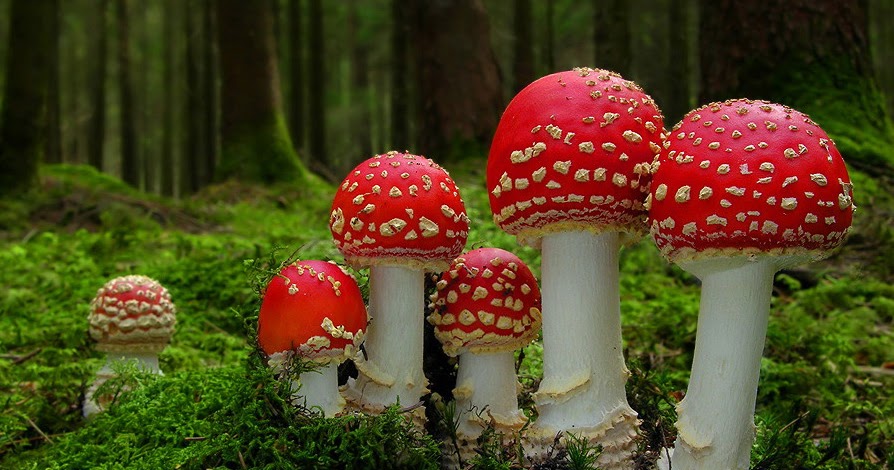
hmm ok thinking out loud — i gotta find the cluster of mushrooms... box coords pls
[85,67,856,470]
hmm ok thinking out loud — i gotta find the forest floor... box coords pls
[0,162,892,469]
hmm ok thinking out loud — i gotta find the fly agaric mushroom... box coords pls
[84,274,176,417]
[257,260,367,417]
[330,151,469,423]
[487,67,663,465]
[429,247,542,464]
[648,99,855,469]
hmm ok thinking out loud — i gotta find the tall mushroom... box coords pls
[486,67,664,465]
[648,99,855,469]
[428,247,542,465]
[330,151,469,424]
[257,260,367,417]
[84,274,176,417]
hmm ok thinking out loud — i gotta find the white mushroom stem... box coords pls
[348,264,427,411]
[531,230,637,462]
[83,352,162,417]
[454,350,526,437]
[672,257,776,470]
[290,361,345,417]
[98,352,162,376]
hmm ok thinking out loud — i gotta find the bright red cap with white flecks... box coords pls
[88,275,177,353]
[329,151,470,272]
[648,99,855,265]
[428,247,542,357]
[257,260,367,364]
[487,67,665,247]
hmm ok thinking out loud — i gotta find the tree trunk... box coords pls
[45,3,62,164]
[117,0,140,188]
[87,0,109,171]
[288,0,305,154]
[184,0,204,194]
[202,0,218,183]
[665,0,694,124]
[512,0,535,93]
[593,0,630,76]
[544,0,555,72]
[0,0,56,196]
[411,0,503,161]
[348,0,372,159]
[699,0,894,175]
[390,0,410,151]
[162,0,178,197]
[870,0,894,118]
[307,0,327,171]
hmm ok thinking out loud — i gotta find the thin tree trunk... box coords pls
[666,0,693,124]
[390,0,409,151]
[184,0,205,193]
[87,0,109,171]
[288,0,305,154]
[202,0,218,183]
[307,0,327,170]
[870,0,894,117]
[544,0,555,72]
[162,0,177,196]
[45,3,62,164]
[348,0,371,158]
[512,0,535,93]
[593,0,630,75]
[117,0,139,188]
[0,0,57,195]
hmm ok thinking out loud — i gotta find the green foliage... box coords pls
[2,162,893,468]
[216,113,312,185]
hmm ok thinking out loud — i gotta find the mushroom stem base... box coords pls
[290,362,344,417]
[672,258,776,469]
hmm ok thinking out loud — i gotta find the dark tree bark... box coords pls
[288,0,305,153]
[699,0,894,175]
[666,0,694,124]
[411,0,503,161]
[0,0,57,196]
[512,0,535,93]
[390,0,410,151]
[45,3,62,164]
[87,0,109,171]
[117,0,140,188]
[544,0,555,72]
[593,0,630,76]
[348,0,372,158]
[216,0,306,183]
[162,0,178,196]
[870,0,894,118]
[184,0,205,193]
[307,0,327,170]
[202,0,218,183]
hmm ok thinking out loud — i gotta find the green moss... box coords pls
[216,113,310,185]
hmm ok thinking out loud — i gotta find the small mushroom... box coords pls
[648,99,855,469]
[428,247,542,466]
[329,151,469,424]
[257,260,367,417]
[84,275,176,417]
[487,67,664,465]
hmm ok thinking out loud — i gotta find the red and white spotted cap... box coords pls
[428,247,542,357]
[257,260,367,365]
[648,99,855,265]
[88,275,177,353]
[487,67,664,247]
[329,151,470,272]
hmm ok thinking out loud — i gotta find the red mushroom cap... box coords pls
[88,275,177,353]
[329,151,470,272]
[648,99,855,265]
[486,67,664,246]
[428,247,542,356]
[257,260,367,363]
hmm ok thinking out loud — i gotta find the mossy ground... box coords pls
[0,161,891,469]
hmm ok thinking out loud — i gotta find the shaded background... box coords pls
[0,0,892,196]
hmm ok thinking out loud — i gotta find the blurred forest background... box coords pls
[1,0,893,196]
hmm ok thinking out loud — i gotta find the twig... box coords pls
[184,436,207,442]
[854,366,894,377]
[1,348,42,365]
[19,413,53,444]
[238,449,247,469]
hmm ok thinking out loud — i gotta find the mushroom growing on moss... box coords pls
[329,151,469,425]
[648,99,855,469]
[429,247,542,465]
[84,274,176,417]
[257,260,367,417]
[486,67,664,465]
